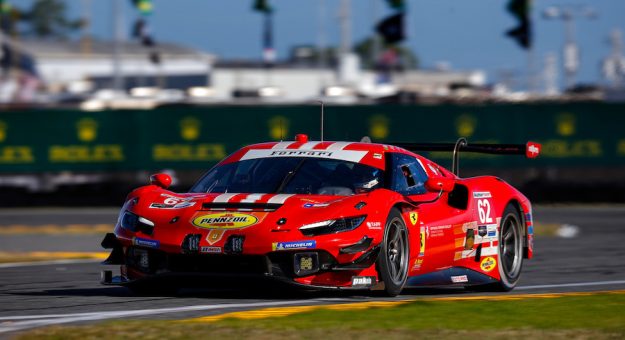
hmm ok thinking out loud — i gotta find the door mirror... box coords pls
[150,173,172,189]
[425,177,455,193]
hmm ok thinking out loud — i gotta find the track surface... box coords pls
[1,206,625,336]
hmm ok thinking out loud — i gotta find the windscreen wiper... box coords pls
[274,159,307,193]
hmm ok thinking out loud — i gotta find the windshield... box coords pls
[190,157,384,196]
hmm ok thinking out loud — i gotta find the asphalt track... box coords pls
[1,206,625,336]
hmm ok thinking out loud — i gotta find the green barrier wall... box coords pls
[0,103,624,172]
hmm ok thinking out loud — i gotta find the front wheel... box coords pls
[376,208,410,297]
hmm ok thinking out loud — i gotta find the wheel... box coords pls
[493,204,524,291]
[376,208,410,297]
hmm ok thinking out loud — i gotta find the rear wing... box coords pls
[391,138,541,176]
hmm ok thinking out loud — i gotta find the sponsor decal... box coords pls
[464,229,475,250]
[272,240,316,251]
[451,275,469,283]
[240,149,368,163]
[526,143,541,158]
[132,237,159,249]
[480,256,497,272]
[192,212,259,229]
[150,194,197,209]
[303,202,330,208]
[412,258,423,270]
[419,226,426,256]
[487,230,497,237]
[409,212,418,226]
[528,225,534,235]
[373,153,383,160]
[366,221,382,229]
[351,276,376,287]
[429,224,451,237]
[473,191,492,199]
[150,202,195,209]
[206,230,226,245]
[201,246,222,254]
[478,225,487,237]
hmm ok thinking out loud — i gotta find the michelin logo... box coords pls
[272,240,316,251]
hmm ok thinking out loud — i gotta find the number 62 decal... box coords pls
[477,199,493,224]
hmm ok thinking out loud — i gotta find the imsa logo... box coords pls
[192,212,258,229]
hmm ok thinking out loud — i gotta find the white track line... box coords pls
[516,279,625,290]
[0,299,343,334]
[2,279,625,334]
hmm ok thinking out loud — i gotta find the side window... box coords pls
[390,153,428,195]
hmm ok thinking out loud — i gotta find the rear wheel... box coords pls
[376,208,409,297]
[493,204,524,291]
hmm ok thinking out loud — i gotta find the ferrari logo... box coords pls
[409,212,418,226]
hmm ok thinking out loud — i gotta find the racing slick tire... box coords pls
[491,203,524,291]
[376,208,410,297]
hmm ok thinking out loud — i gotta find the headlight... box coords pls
[120,211,155,235]
[299,215,366,236]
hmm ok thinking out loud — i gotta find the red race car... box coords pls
[101,134,540,296]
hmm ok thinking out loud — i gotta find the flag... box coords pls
[376,13,404,44]
[506,0,532,49]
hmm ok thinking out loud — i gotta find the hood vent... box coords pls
[202,202,282,212]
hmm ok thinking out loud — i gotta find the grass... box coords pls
[16,291,625,339]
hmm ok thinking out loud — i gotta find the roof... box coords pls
[14,39,214,60]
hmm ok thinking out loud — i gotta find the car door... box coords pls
[388,153,470,276]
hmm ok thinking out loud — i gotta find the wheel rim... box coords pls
[386,218,408,285]
[499,214,522,280]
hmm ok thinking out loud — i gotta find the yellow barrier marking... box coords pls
[0,251,109,261]
[0,224,114,235]
[184,290,625,323]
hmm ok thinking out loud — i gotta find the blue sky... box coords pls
[21,1,625,89]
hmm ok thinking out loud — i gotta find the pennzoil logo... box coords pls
[76,118,98,142]
[480,256,497,272]
[192,212,258,229]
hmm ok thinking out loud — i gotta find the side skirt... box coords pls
[406,267,498,287]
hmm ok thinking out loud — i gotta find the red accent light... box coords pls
[295,134,309,143]
[525,142,541,158]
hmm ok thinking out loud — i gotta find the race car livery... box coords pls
[101,134,539,296]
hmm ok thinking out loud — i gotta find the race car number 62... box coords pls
[478,199,493,223]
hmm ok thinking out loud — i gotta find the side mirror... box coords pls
[425,177,455,193]
[150,173,172,189]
